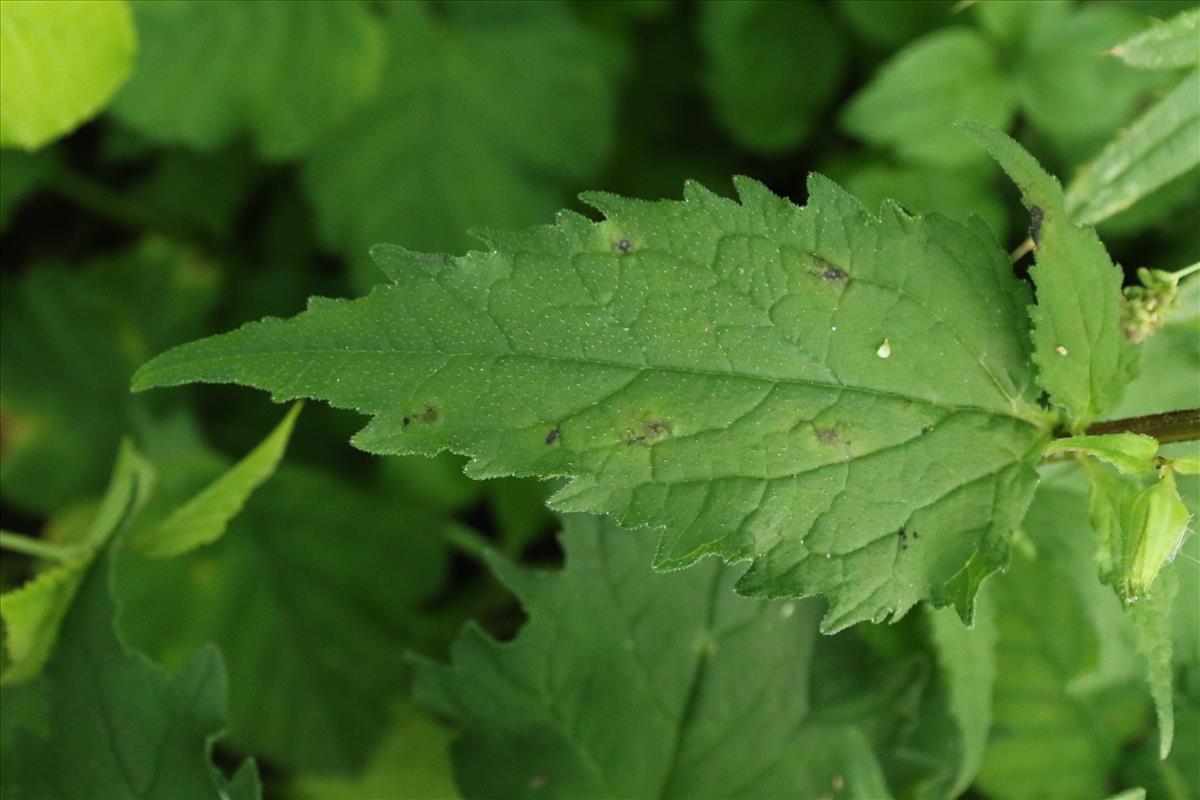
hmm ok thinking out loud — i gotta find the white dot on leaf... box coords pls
[876,338,891,359]
[1056,345,1069,356]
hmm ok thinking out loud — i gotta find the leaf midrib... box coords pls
[140,345,1046,427]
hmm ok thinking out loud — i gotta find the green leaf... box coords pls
[115,459,451,772]
[1065,72,1200,226]
[1109,7,1200,70]
[0,442,148,685]
[1130,571,1177,759]
[977,489,1151,798]
[0,149,54,231]
[291,700,458,800]
[110,0,382,159]
[134,174,1053,631]
[0,0,137,149]
[972,0,1070,45]
[1044,433,1161,475]
[1107,790,1148,800]
[834,0,956,51]
[1012,6,1172,157]
[300,0,621,277]
[700,0,846,154]
[1,549,259,799]
[123,404,300,558]
[838,160,1008,240]
[840,28,1018,167]
[926,599,997,798]
[959,122,1139,429]
[0,244,219,513]
[414,515,925,799]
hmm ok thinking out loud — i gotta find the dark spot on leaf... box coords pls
[616,238,632,254]
[911,530,919,539]
[816,427,841,445]
[920,425,933,436]
[808,253,847,282]
[1029,205,1044,245]
[545,428,560,445]
[898,526,908,540]
[402,417,411,428]
[625,419,670,445]
[421,406,439,423]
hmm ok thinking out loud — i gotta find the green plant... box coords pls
[1,2,1197,799]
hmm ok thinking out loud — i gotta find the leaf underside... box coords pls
[135,175,1051,631]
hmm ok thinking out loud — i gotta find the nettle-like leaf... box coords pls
[414,515,924,799]
[0,0,137,149]
[960,122,1139,429]
[978,479,1153,799]
[1109,7,1200,71]
[136,173,1055,631]
[115,456,451,772]
[0,243,219,514]
[0,442,146,684]
[840,28,1017,167]
[699,0,846,154]
[301,0,622,275]
[0,550,259,800]
[1066,71,1200,226]
[110,0,384,159]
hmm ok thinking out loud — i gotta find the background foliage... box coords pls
[0,1,1197,799]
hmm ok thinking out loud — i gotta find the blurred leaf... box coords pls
[972,0,1070,45]
[834,0,955,50]
[0,442,147,685]
[961,122,1139,428]
[0,549,260,800]
[124,404,300,558]
[415,515,924,799]
[0,150,55,231]
[977,489,1150,799]
[115,457,451,773]
[111,0,384,159]
[1110,6,1200,70]
[841,28,1017,166]
[0,242,218,513]
[1066,72,1200,226]
[838,160,1008,238]
[0,0,137,149]
[124,144,259,239]
[924,599,997,799]
[1120,690,1200,799]
[301,0,621,277]
[1013,6,1172,158]
[700,0,846,154]
[292,700,458,800]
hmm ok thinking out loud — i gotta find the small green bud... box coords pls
[1121,467,1191,601]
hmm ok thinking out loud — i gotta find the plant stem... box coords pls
[1170,261,1200,284]
[0,530,78,562]
[1081,408,1200,445]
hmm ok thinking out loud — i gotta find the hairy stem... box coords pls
[1081,408,1200,445]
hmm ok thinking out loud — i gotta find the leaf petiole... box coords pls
[0,530,80,562]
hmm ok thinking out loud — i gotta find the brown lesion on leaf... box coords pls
[1028,205,1044,246]
[615,238,633,254]
[545,427,561,445]
[815,427,842,445]
[403,406,440,428]
[625,419,670,446]
[807,252,848,283]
